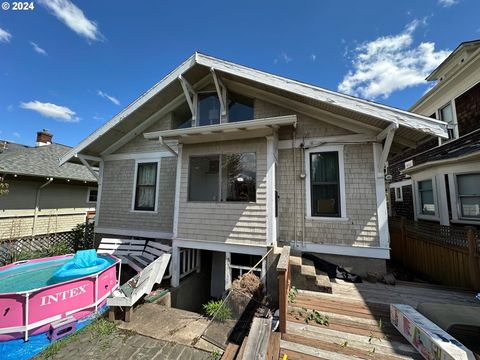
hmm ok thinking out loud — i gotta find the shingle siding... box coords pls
[177,138,267,244]
[98,156,176,234]
[277,144,379,247]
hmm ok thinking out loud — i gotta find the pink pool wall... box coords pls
[0,257,118,341]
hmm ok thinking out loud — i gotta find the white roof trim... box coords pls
[144,115,297,140]
[59,54,197,165]
[61,52,448,164]
[194,54,447,138]
[403,150,480,174]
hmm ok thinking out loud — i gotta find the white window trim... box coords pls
[86,187,98,203]
[305,145,347,220]
[394,186,403,202]
[130,159,161,213]
[437,100,459,143]
[414,177,439,221]
[450,172,480,223]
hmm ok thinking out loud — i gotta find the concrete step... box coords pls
[290,256,332,294]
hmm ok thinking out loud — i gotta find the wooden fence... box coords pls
[389,217,480,291]
[0,221,95,266]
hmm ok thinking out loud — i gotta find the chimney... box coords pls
[36,129,53,147]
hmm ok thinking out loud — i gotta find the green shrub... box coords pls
[71,221,95,251]
[202,299,232,322]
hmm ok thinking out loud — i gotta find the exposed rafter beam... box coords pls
[178,75,196,123]
[376,122,399,142]
[377,126,396,174]
[211,68,227,117]
[77,155,99,181]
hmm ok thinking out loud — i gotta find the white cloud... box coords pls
[12,132,20,138]
[30,41,47,55]
[20,100,79,122]
[97,90,120,105]
[310,54,317,62]
[337,19,450,100]
[274,51,293,64]
[38,0,103,41]
[438,0,459,7]
[0,27,12,43]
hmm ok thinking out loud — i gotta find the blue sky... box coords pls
[0,0,479,146]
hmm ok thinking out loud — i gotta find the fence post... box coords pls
[400,217,407,267]
[467,227,480,291]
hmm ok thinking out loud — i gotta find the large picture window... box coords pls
[418,179,435,216]
[133,162,158,211]
[188,153,256,202]
[310,151,340,217]
[457,173,480,219]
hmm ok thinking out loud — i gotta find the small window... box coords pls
[439,102,457,139]
[188,153,256,202]
[418,179,435,215]
[457,174,480,219]
[87,188,98,203]
[394,187,403,202]
[134,162,158,211]
[310,152,340,217]
[198,92,220,126]
[228,92,254,122]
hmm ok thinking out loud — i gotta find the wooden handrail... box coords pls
[277,246,290,334]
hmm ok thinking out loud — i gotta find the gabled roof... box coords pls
[60,53,448,164]
[426,39,480,81]
[0,141,97,182]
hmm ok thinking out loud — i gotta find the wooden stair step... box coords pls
[287,321,420,358]
[282,333,419,360]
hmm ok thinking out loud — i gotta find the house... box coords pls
[0,130,98,240]
[388,40,480,226]
[60,53,447,298]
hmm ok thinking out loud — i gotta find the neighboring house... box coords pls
[61,53,446,296]
[388,40,480,226]
[0,130,98,240]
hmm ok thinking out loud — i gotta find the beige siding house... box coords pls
[61,53,447,295]
[0,131,97,240]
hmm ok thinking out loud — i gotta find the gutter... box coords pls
[32,178,53,238]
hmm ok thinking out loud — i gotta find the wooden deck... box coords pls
[278,280,479,359]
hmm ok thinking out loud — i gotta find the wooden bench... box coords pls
[98,238,172,276]
[107,253,171,322]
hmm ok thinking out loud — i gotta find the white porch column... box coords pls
[261,259,267,288]
[171,244,180,287]
[173,144,183,238]
[266,134,278,246]
[436,174,450,225]
[373,143,390,251]
[225,252,232,291]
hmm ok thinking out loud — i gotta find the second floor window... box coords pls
[134,162,158,211]
[188,153,256,202]
[439,102,457,140]
[198,92,220,126]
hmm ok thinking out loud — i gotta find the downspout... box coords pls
[32,178,53,238]
[292,129,297,248]
[300,142,306,247]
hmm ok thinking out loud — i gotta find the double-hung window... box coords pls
[188,153,256,202]
[306,147,346,219]
[418,179,435,216]
[87,188,98,203]
[439,102,458,140]
[456,173,480,220]
[133,162,158,211]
